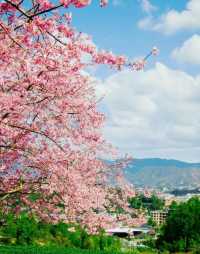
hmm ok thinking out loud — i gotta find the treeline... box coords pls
[170,188,200,196]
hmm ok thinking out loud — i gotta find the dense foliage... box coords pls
[157,197,200,252]
[0,211,121,252]
[128,194,164,212]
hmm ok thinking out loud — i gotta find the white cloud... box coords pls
[138,0,200,34]
[172,34,200,65]
[139,0,157,14]
[99,63,200,162]
[138,16,154,30]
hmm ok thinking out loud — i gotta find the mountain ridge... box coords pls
[123,158,200,191]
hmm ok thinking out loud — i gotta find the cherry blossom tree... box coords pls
[0,0,157,230]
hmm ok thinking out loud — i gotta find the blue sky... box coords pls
[70,1,187,70]
[68,0,200,162]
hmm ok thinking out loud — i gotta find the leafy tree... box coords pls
[157,197,200,252]
[129,196,143,209]
[147,217,156,227]
[150,194,165,211]
[129,194,164,211]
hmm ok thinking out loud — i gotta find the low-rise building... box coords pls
[151,210,168,225]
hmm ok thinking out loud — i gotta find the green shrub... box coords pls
[1,212,39,245]
[0,211,122,252]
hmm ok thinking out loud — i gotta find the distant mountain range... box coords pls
[123,158,200,191]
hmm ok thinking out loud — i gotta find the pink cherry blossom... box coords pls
[0,0,156,231]
[152,46,159,56]
[100,0,108,7]
[65,12,72,24]
[74,0,91,8]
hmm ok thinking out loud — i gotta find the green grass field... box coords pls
[0,245,161,254]
[0,246,120,254]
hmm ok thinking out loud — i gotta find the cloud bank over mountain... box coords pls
[99,63,200,162]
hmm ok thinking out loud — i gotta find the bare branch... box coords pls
[5,123,66,152]
[30,4,64,18]
[0,23,24,48]
[4,0,31,19]
[26,96,49,105]
[46,31,67,46]
[0,182,23,201]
